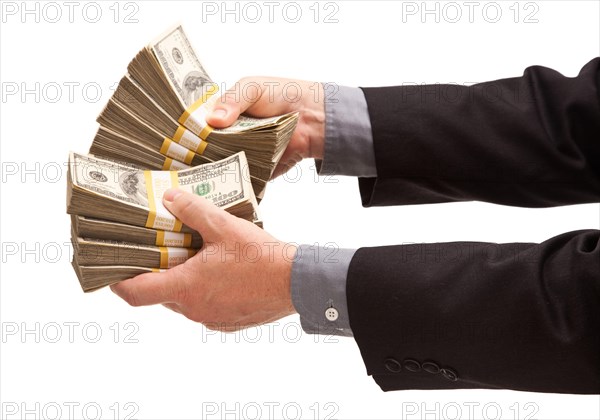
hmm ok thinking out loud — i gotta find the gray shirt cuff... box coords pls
[317,84,376,177]
[291,245,356,337]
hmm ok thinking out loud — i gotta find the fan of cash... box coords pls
[91,25,298,199]
[68,25,298,292]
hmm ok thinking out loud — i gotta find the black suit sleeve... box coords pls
[347,230,600,394]
[358,58,600,207]
[347,60,600,394]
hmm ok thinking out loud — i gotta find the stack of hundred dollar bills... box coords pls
[68,25,297,292]
[91,25,298,199]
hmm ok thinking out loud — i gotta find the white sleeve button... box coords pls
[325,307,339,322]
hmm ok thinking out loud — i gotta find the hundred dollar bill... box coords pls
[150,24,213,109]
[67,151,260,232]
[129,24,297,136]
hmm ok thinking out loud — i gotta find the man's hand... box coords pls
[206,77,325,178]
[110,189,297,331]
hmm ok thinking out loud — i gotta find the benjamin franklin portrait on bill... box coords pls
[182,71,212,107]
[119,171,148,208]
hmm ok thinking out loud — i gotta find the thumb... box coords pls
[206,79,263,128]
[162,188,230,242]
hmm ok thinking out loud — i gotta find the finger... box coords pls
[162,303,182,314]
[206,79,264,128]
[162,188,230,241]
[110,270,182,307]
[271,149,303,179]
[271,160,297,180]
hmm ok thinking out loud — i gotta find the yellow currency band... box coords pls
[160,138,195,164]
[177,85,218,140]
[158,247,197,268]
[162,158,174,170]
[156,231,165,246]
[159,247,167,269]
[162,157,190,171]
[151,268,160,273]
[172,126,209,155]
[173,126,186,141]
[197,125,213,141]
[196,139,208,155]
[155,231,192,248]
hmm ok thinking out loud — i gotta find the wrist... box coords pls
[272,241,297,317]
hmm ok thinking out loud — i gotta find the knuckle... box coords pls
[206,209,229,230]
[166,265,192,304]
[177,195,199,220]
[220,92,238,107]
[174,279,190,304]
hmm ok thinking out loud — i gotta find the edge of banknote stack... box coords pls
[68,25,298,292]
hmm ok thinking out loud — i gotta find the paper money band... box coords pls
[155,231,192,248]
[172,126,209,155]
[143,170,183,232]
[151,268,165,273]
[178,84,219,139]
[162,157,191,171]
[160,138,195,165]
[158,247,197,269]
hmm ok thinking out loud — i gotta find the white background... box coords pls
[1,0,599,419]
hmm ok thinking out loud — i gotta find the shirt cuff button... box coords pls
[325,307,339,321]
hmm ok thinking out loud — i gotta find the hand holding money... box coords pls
[110,189,297,331]
[92,25,299,199]
[69,26,313,295]
[206,77,325,179]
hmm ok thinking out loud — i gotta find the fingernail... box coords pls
[211,108,227,119]
[163,188,183,203]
